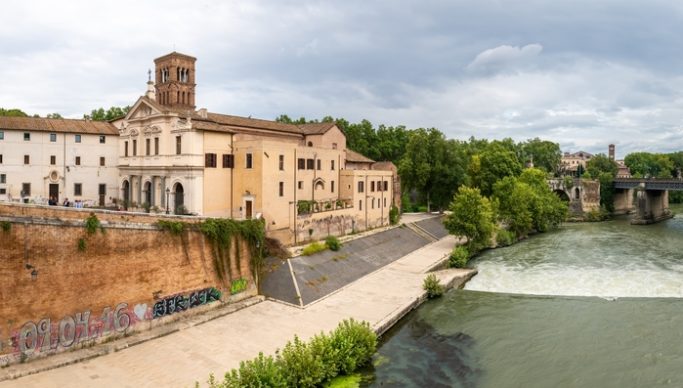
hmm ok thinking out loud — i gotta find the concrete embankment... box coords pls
[1,234,475,388]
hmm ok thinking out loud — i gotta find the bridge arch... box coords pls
[553,189,570,202]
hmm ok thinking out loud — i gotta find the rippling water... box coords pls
[365,207,683,387]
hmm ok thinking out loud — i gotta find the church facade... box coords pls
[0,52,398,245]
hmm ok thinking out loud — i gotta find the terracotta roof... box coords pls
[191,120,235,133]
[298,122,336,135]
[0,116,118,135]
[346,149,375,163]
[202,112,303,135]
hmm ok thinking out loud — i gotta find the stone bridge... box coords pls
[613,178,677,224]
[548,178,600,217]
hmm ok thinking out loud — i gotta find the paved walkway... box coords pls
[1,235,473,388]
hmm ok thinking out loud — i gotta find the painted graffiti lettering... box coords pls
[153,287,222,319]
[14,302,132,355]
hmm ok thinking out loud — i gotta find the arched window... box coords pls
[574,187,580,199]
[307,141,313,147]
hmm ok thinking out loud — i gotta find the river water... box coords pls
[363,207,683,387]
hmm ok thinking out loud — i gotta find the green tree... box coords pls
[493,177,534,237]
[85,106,131,121]
[468,142,523,196]
[443,186,495,252]
[624,152,673,178]
[0,108,28,117]
[521,138,562,174]
[46,113,63,119]
[586,154,618,178]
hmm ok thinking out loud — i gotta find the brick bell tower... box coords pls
[154,52,196,110]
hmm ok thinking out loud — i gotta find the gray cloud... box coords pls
[2,0,683,159]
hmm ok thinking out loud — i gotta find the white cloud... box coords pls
[467,44,543,71]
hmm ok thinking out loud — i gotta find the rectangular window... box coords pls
[332,142,337,149]
[175,136,182,155]
[0,174,5,183]
[246,153,253,169]
[279,155,284,171]
[22,183,31,196]
[154,137,159,155]
[74,183,82,196]
[384,181,389,191]
[331,181,335,193]
[298,181,303,189]
[0,131,4,140]
[124,141,129,157]
[222,154,234,168]
[316,159,321,170]
[371,181,375,192]
[146,138,151,155]
[372,198,375,209]
[384,198,387,207]
[50,133,57,142]
[133,139,137,156]
[24,132,30,141]
[0,154,3,163]
[307,159,314,170]
[279,182,284,197]
[75,156,81,165]
[298,158,306,170]
[358,181,364,193]
[331,160,335,170]
[100,157,105,166]
[24,155,30,165]
[75,134,81,143]
[50,155,56,165]
[205,153,217,167]
[0,188,5,195]
[359,200,362,211]
[99,135,106,144]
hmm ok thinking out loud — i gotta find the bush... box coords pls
[302,241,327,256]
[213,319,376,388]
[496,228,516,247]
[223,352,287,388]
[389,206,399,225]
[0,221,11,232]
[325,235,341,251]
[585,206,611,222]
[448,246,469,268]
[423,274,444,299]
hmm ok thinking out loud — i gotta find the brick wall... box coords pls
[0,203,256,365]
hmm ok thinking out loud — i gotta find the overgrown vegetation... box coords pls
[157,219,186,235]
[423,274,444,299]
[389,206,399,225]
[495,228,516,247]
[202,319,376,388]
[325,235,341,251]
[302,241,327,256]
[0,221,11,233]
[77,238,87,251]
[448,246,470,268]
[84,213,103,235]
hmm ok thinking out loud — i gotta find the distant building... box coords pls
[561,151,593,176]
[609,144,631,178]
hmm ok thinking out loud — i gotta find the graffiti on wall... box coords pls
[152,287,222,319]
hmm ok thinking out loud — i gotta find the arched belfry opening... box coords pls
[154,52,197,110]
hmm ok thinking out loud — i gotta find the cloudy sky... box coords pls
[2,1,683,157]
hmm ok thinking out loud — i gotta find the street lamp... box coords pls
[165,188,170,214]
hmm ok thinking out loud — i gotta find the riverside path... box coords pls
[1,232,474,388]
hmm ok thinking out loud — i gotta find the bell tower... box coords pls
[154,52,197,110]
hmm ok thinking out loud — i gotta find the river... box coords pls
[361,207,683,387]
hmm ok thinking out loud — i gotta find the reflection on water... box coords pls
[368,208,683,387]
[367,291,683,388]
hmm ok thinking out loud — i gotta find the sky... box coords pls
[2,1,683,158]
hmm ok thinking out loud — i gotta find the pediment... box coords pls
[124,97,164,121]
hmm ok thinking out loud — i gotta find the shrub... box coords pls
[389,206,399,225]
[423,274,444,299]
[215,319,376,388]
[77,238,87,251]
[223,352,287,388]
[328,319,377,375]
[302,241,327,256]
[325,235,341,251]
[585,206,610,222]
[84,213,102,235]
[277,336,325,387]
[0,221,11,232]
[496,228,516,247]
[157,220,185,235]
[448,246,469,268]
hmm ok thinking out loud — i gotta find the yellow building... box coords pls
[113,52,396,245]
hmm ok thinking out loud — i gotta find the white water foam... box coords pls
[465,262,683,298]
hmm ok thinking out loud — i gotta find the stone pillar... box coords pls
[150,176,156,207]
[136,175,142,206]
[160,176,167,208]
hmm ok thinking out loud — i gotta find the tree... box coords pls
[85,106,131,121]
[0,108,28,117]
[586,154,618,178]
[46,113,63,119]
[624,152,673,178]
[493,177,534,237]
[521,138,562,174]
[444,186,495,252]
[468,142,523,196]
